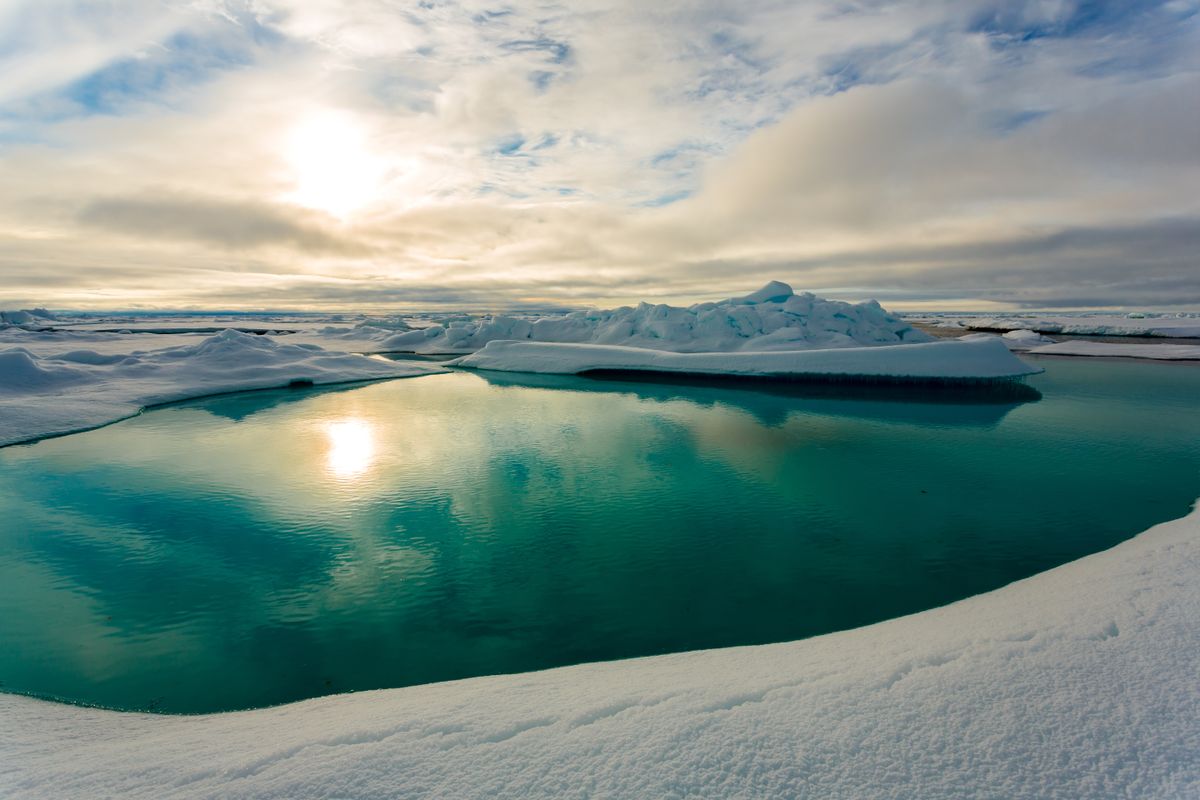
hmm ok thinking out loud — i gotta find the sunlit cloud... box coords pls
[0,0,1198,310]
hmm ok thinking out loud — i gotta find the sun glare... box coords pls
[325,418,377,479]
[285,111,385,219]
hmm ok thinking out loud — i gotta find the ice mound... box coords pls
[0,329,444,447]
[1002,329,1057,347]
[452,337,1041,382]
[958,330,1058,351]
[376,282,932,354]
[0,308,56,327]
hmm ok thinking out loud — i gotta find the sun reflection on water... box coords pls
[325,418,376,479]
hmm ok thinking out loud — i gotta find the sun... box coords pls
[284,111,386,220]
[324,418,377,479]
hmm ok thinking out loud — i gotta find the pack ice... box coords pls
[369,281,934,354]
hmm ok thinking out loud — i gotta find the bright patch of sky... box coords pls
[0,0,1198,310]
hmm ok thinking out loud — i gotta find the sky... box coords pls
[0,0,1198,312]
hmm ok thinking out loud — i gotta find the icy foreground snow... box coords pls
[3,502,1198,798]
[452,336,1041,381]
[0,330,444,447]
[341,281,933,354]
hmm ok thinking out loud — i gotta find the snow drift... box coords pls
[0,330,443,447]
[371,281,932,354]
[451,337,1041,382]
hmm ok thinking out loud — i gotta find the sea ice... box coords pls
[451,337,1041,381]
[0,329,444,447]
[346,281,933,354]
[1028,340,1200,360]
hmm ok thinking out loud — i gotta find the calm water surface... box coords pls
[0,358,1198,713]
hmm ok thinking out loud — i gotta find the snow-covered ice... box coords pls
[325,281,933,354]
[0,308,56,326]
[0,283,931,359]
[910,312,1200,339]
[451,336,1041,381]
[0,293,1196,798]
[2,500,1197,799]
[1028,340,1200,360]
[0,330,444,447]
[1001,329,1058,348]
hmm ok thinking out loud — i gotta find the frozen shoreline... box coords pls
[2,501,1197,798]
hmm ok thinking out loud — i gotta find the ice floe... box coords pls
[0,329,444,447]
[911,312,1200,339]
[1028,340,1200,360]
[451,337,1041,382]
[352,281,932,354]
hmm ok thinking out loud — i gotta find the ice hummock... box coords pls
[369,281,933,354]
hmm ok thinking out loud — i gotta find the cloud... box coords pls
[77,194,369,254]
[0,0,1197,309]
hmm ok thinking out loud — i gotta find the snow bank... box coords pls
[1029,340,1200,360]
[0,330,444,447]
[3,500,1197,799]
[374,282,931,354]
[451,337,1041,382]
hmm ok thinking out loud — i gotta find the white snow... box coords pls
[1001,328,1057,348]
[0,284,931,358]
[910,312,1200,339]
[361,282,932,354]
[1028,340,1200,360]
[451,337,1041,381]
[0,308,56,326]
[0,329,444,447]
[2,500,1197,799]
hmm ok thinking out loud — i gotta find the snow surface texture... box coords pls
[3,502,1198,799]
[363,281,933,354]
[451,337,1041,381]
[0,330,444,447]
[1028,340,1200,360]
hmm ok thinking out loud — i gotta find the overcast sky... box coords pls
[1,0,1198,311]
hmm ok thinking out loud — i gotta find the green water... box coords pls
[0,358,1197,713]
